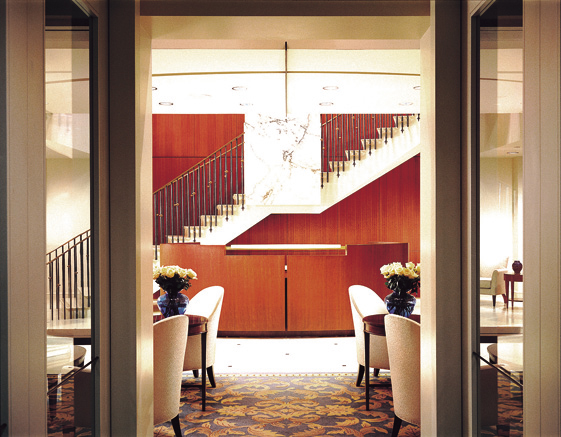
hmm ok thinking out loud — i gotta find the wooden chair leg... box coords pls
[373,368,380,377]
[171,414,182,437]
[355,364,365,387]
[492,295,496,307]
[391,415,403,437]
[192,369,199,378]
[207,366,216,388]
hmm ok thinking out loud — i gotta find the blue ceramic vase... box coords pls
[384,291,416,318]
[157,291,189,318]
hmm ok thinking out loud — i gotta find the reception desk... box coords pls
[160,243,408,336]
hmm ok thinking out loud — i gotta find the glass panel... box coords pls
[478,0,523,435]
[45,1,92,433]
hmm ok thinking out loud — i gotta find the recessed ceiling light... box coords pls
[413,86,421,90]
[399,101,414,106]
[320,102,334,106]
[323,86,339,91]
[159,102,173,106]
[232,86,247,91]
[152,86,158,91]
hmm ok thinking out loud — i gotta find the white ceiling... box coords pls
[151,48,422,115]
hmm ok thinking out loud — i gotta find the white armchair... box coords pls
[183,286,224,387]
[348,285,390,387]
[480,256,509,307]
[153,315,189,436]
[384,314,421,436]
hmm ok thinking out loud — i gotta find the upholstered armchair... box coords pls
[348,285,390,387]
[384,314,421,436]
[184,286,224,387]
[153,315,190,436]
[480,256,509,307]
[73,315,189,436]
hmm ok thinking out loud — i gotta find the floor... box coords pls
[209,294,523,375]
[213,336,359,374]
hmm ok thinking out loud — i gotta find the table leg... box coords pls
[364,331,370,411]
[201,331,207,411]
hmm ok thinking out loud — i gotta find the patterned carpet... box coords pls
[48,372,521,436]
[155,373,418,437]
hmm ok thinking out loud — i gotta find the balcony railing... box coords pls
[46,230,91,320]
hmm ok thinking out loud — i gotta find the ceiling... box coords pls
[151,48,422,115]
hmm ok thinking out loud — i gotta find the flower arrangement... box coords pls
[153,265,197,295]
[380,262,420,295]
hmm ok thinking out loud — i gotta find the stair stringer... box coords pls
[169,117,420,245]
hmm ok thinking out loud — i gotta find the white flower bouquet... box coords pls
[380,261,420,295]
[153,265,197,295]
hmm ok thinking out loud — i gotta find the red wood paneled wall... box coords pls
[152,114,245,191]
[230,155,421,263]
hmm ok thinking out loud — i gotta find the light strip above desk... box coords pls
[227,244,344,251]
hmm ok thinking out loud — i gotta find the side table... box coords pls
[187,315,209,411]
[504,273,523,309]
[363,313,421,410]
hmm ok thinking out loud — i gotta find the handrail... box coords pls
[46,230,91,321]
[320,113,418,187]
[153,134,244,258]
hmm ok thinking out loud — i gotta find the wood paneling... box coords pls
[161,243,407,335]
[160,244,285,332]
[230,156,420,263]
[152,114,244,191]
[286,243,408,331]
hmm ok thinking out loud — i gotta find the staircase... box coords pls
[154,114,420,252]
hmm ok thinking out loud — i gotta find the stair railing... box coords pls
[320,113,419,188]
[153,134,244,259]
[46,230,91,320]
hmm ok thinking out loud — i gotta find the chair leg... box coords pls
[492,295,496,307]
[355,364,365,387]
[373,368,380,377]
[193,369,199,378]
[207,366,216,388]
[391,415,403,437]
[171,414,182,437]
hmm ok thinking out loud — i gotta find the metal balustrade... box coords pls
[153,134,244,259]
[46,230,91,320]
[152,114,419,257]
[320,113,419,187]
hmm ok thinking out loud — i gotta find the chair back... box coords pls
[384,314,421,427]
[184,286,224,370]
[153,315,189,426]
[348,285,389,369]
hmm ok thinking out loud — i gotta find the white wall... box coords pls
[46,158,90,252]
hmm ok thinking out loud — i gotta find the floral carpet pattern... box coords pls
[48,372,521,436]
